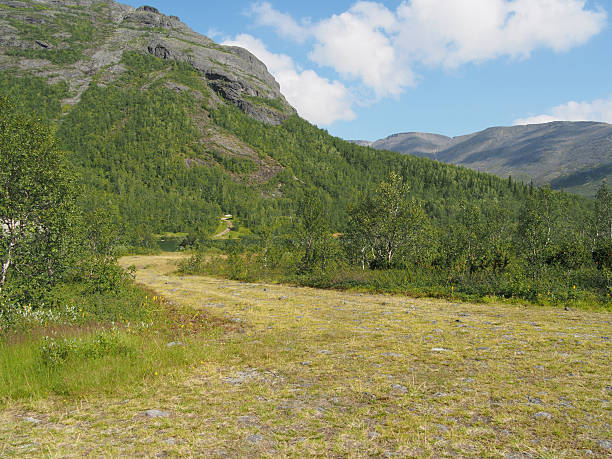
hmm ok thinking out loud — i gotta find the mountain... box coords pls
[368,122,612,196]
[0,0,582,245]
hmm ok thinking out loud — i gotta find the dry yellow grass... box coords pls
[1,253,611,457]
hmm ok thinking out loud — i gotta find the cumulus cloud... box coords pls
[248,2,309,42]
[222,34,355,125]
[309,3,414,98]
[250,0,607,97]
[395,0,607,68]
[514,97,612,125]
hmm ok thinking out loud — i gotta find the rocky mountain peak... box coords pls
[0,0,295,124]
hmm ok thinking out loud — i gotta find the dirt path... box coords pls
[3,253,611,457]
[212,216,233,238]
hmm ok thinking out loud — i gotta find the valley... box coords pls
[1,254,611,457]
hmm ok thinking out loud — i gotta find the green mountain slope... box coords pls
[0,0,587,243]
[367,122,612,197]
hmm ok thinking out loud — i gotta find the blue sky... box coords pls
[122,0,611,140]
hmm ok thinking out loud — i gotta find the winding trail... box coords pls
[212,216,233,239]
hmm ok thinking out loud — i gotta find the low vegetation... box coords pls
[4,254,609,456]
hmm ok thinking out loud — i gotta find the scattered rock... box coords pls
[300,361,311,366]
[144,409,169,418]
[476,347,490,351]
[598,440,612,451]
[166,341,183,347]
[527,396,543,405]
[533,411,552,420]
[23,417,42,424]
[223,369,261,385]
[382,352,403,358]
[368,431,380,440]
[318,350,332,355]
[434,424,449,433]
[237,415,259,426]
[431,348,449,352]
[165,438,176,446]
[246,434,263,444]
[391,384,408,393]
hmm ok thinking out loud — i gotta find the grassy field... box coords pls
[1,253,611,457]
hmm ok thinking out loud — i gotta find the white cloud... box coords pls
[250,0,607,97]
[222,34,355,125]
[395,0,607,68]
[309,3,414,98]
[248,2,309,42]
[514,97,612,125]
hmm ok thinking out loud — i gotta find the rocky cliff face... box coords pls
[0,0,295,124]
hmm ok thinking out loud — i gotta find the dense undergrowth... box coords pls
[178,253,609,310]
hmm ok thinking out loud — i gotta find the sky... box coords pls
[122,0,612,141]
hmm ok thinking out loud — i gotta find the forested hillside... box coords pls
[0,0,610,310]
[0,0,548,242]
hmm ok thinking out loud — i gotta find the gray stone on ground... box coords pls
[598,440,612,450]
[391,384,408,393]
[23,417,42,424]
[144,409,169,418]
[533,411,552,420]
[246,434,263,444]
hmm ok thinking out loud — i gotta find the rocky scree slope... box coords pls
[365,122,612,196]
[0,0,294,124]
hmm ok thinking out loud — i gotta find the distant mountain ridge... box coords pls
[363,121,612,196]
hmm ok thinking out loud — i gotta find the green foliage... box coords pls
[0,97,79,301]
[39,330,131,368]
[244,95,286,111]
[0,71,68,121]
[345,172,432,269]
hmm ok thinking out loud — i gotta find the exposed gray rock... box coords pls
[144,409,170,418]
[533,411,552,420]
[138,5,160,14]
[0,0,295,124]
[391,384,408,393]
[598,440,612,451]
[246,434,263,444]
[23,416,42,424]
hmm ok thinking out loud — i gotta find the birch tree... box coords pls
[0,98,76,295]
